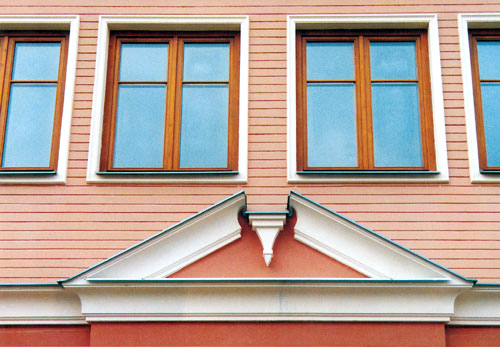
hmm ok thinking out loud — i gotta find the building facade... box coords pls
[0,0,500,346]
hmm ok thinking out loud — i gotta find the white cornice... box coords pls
[69,281,464,323]
[450,286,500,325]
[0,287,85,325]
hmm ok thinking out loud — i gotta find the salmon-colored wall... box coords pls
[0,0,499,284]
[0,325,90,346]
[445,326,500,347]
[90,322,446,346]
[171,213,366,278]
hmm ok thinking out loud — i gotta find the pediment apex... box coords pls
[288,191,473,285]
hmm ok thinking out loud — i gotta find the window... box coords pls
[469,30,500,172]
[0,33,68,171]
[296,30,435,172]
[99,31,239,173]
[287,15,448,183]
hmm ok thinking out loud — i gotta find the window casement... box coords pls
[0,32,68,171]
[296,30,436,172]
[99,31,240,172]
[469,30,500,172]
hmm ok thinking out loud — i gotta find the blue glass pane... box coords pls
[113,84,166,168]
[179,84,228,168]
[119,43,168,81]
[480,82,500,167]
[12,42,61,81]
[370,42,417,80]
[477,41,500,80]
[372,83,422,167]
[183,43,229,81]
[306,42,354,80]
[2,84,56,167]
[306,83,357,167]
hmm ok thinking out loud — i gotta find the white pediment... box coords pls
[62,190,472,286]
[288,191,471,285]
[62,191,246,285]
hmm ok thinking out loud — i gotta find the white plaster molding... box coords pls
[288,191,471,284]
[0,15,79,184]
[286,14,449,183]
[87,15,249,183]
[63,191,246,284]
[0,287,84,325]
[69,281,465,322]
[451,286,500,325]
[458,14,500,183]
[248,214,287,266]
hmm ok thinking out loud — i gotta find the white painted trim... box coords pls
[0,15,79,184]
[0,287,85,325]
[3,281,500,325]
[458,14,500,183]
[73,283,463,323]
[286,14,449,183]
[451,286,500,325]
[64,191,246,284]
[288,192,469,284]
[85,315,452,322]
[248,214,287,266]
[87,15,249,183]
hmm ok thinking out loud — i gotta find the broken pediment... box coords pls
[56,191,476,323]
[61,190,472,285]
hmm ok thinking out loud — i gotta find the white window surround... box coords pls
[87,15,249,184]
[287,14,449,183]
[0,15,79,184]
[458,14,500,183]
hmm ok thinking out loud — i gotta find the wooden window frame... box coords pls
[100,31,240,172]
[296,30,436,172]
[0,32,68,171]
[469,30,500,172]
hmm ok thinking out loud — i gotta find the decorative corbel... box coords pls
[248,213,287,266]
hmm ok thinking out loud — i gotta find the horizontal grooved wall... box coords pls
[0,0,499,283]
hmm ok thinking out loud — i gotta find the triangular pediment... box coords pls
[61,191,472,286]
[62,191,247,285]
[288,191,471,284]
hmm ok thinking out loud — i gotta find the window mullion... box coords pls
[359,35,375,170]
[171,37,185,170]
[164,36,178,170]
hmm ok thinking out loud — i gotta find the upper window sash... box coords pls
[0,33,68,171]
[99,31,240,172]
[296,30,435,172]
[468,31,500,172]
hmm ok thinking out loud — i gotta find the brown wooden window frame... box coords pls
[296,30,436,172]
[469,30,500,172]
[0,32,68,171]
[100,31,240,173]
